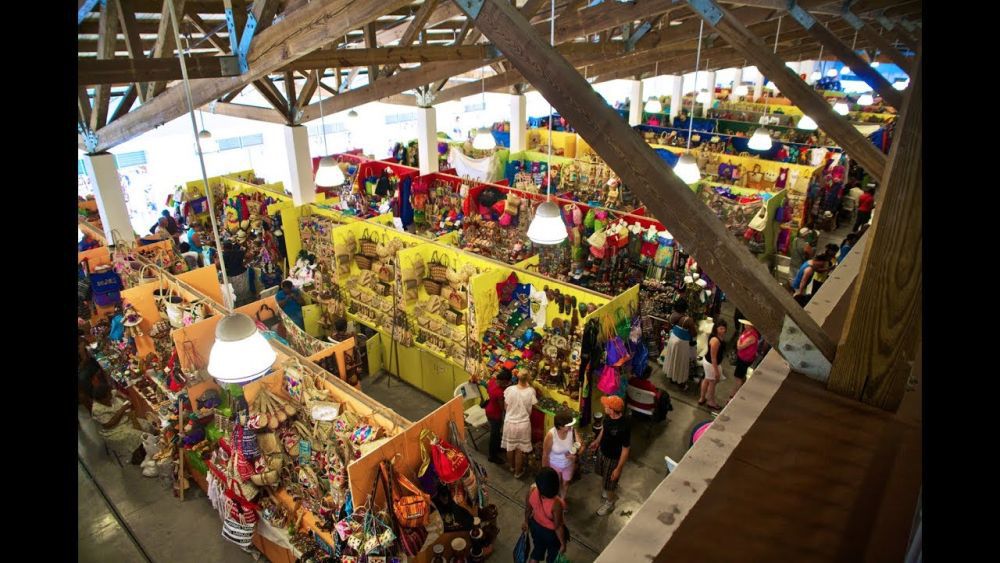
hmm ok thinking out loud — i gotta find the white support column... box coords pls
[416,105,439,175]
[670,75,683,123]
[283,125,316,206]
[83,152,135,244]
[628,79,643,126]
[703,70,717,117]
[753,73,764,102]
[732,67,744,98]
[510,93,528,151]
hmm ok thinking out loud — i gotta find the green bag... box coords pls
[583,208,596,230]
[614,308,631,340]
[555,553,572,563]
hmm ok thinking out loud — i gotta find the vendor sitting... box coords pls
[276,280,306,330]
[88,375,145,464]
[329,317,354,343]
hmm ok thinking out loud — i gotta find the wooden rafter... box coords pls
[78,86,93,128]
[283,71,297,120]
[115,0,149,101]
[295,69,320,112]
[787,6,903,108]
[248,0,282,36]
[186,12,230,54]
[364,22,379,83]
[280,44,501,70]
[92,0,413,152]
[851,12,913,74]
[683,0,887,181]
[109,85,139,123]
[220,85,245,102]
[827,49,921,411]
[381,0,439,79]
[79,56,241,85]
[91,0,121,131]
[454,0,837,372]
[252,78,289,118]
[145,0,187,100]
[211,102,288,123]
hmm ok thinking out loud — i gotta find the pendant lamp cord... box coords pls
[318,70,329,156]
[763,15,781,118]
[546,0,554,200]
[167,0,232,312]
[686,19,703,150]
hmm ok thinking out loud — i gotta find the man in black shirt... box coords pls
[589,395,631,516]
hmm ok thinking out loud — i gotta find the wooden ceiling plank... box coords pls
[91,0,121,130]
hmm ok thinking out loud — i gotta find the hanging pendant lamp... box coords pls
[672,20,705,184]
[840,65,852,76]
[314,71,346,187]
[797,115,818,130]
[833,101,850,115]
[472,127,497,150]
[347,109,359,120]
[643,97,663,113]
[166,0,274,385]
[527,0,568,246]
[893,80,908,91]
[857,93,874,106]
[734,84,749,97]
[748,127,773,151]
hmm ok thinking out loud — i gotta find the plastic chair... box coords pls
[625,382,658,439]
[454,381,489,450]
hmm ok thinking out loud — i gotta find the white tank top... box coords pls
[548,427,576,468]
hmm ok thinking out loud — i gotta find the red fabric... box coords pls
[530,406,545,444]
[858,192,874,212]
[485,378,504,421]
[626,377,658,411]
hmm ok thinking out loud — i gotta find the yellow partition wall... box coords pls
[527,128,577,157]
[651,144,822,194]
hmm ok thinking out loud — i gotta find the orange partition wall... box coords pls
[78,246,111,269]
[307,338,357,389]
[121,277,217,359]
[176,264,224,307]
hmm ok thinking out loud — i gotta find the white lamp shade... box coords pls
[696,90,710,104]
[315,156,346,187]
[871,61,880,68]
[810,71,821,81]
[833,102,850,116]
[857,94,874,106]
[893,81,908,91]
[840,66,852,75]
[527,200,568,245]
[797,115,818,130]
[734,85,749,97]
[673,153,701,184]
[347,109,359,119]
[748,127,773,151]
[826,68,839,77]
[472,127,496,150]
[643,97,663,113]
[198,129,212,140]
[765,82,779,92]
[208,313,277,384]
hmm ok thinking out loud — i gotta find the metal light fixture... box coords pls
[472,127,497,150]
[871,60,880,68]
[797,115,818,130]
[840,65,852,76]
[166,0,275,385]
[810,70,821,81]
[833,101,850,115]
[857,93,875,106]
[748,127,773,150]
[893,80,908,91]
[644,61,663,112]
[347,109,359,120]
[696,90,710,104]
[527,0,568,246]
[672,19,705,184]
[826,68,839,78]
[734,84,749,97]
[314,70,345,187]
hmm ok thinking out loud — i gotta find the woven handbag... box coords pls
[355,255,372,270]
[428,252,449,283]
[382,461,431,528]
[423,279,442,296]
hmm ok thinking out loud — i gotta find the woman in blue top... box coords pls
[837,233,859,263]
[276,280,305,330]
[659,299,698,388]
[791,253,831,306]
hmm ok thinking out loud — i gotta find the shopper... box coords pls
[698,320,728,410]
[731,319,761,399]
[837,233,859,263]
[78,231,100,252]
[149,210,179,238]
[791,253,832,306]
[542,410,580,502]
[222,241,249,304]
[178,242,201,270]
[789,227,815,277]
[330,317,354,342]
[659,299,697,389]
[523,467,567,563]
[89,376,144,464]
[853,187,875,232]
[502,372,538,479]
[589,395,630,516]
[276,280,306,330]
[811,243,840,294]
[485,369,513,464]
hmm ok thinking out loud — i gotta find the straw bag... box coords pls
[355,255,372,270]
[428,252,449,283]
[423,279,442,296]
[382,461,431,528]
[359,229,378,258]
[747,164,764,190]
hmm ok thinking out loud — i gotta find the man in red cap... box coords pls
[588,395,631,516]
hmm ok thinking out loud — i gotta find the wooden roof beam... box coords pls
[90,0,413,152]
[843,9,913,75]
[455,0,836,374]
[683,0,886,180]
[90,0,121,131]
[79,55,241,85]
[381,0,439,78]
[786,4,903,108]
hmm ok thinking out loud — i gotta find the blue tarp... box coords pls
[654,148,680,167]
[492,130,510,148]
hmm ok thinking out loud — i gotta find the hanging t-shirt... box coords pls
[528,286,549,327]
[809,147,828,166]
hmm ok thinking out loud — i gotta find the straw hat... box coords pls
[738,318,754,327]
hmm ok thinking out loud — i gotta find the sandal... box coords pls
[706,403,724,411]
[697,399,706,406]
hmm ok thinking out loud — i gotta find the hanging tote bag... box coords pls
[418,429,469,484]
[747,205,769,232]
[381,461,432,529]
[747,164,765,190]
[597,364,621,395]
[514,530,532,563]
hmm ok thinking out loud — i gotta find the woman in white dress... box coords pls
[501,373,538,479]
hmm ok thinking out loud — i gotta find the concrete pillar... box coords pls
[628,79,643,126]
[732,67,744,98]
[510,93,528,151]
[283,125,316,206]
[753,74,764,102]
[83,152,135,244]
[703,70,717,117]
[670,75,684,123]
[416,106,439,175]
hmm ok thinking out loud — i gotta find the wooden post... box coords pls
[682,0,887,181]
[786,5,903,109]
[827,49,922,411]
[452,0,836,375]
